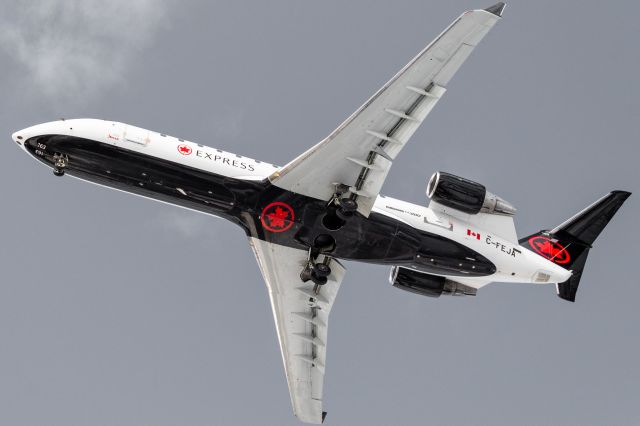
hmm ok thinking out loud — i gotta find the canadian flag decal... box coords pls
[467,229,481,240]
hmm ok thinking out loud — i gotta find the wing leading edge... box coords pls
[249,238,346,424]
[270,4,505,216]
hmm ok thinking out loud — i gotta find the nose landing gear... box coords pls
[53,153,68,177]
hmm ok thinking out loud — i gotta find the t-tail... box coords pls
[520,191,631,302]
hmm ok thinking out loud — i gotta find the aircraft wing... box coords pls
[270,3,505,216]
[248,238,346,424]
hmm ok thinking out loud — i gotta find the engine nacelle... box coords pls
[426,171,516,216]
[389,266,476,298]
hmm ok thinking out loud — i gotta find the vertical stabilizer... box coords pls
[520,191,631,302]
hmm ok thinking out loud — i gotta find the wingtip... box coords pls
[611,190,632,198]
[485,2,506,17]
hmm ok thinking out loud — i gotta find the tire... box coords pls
[337,198,358,212]
[53,168,65,177]
[313,263,331,278]
[311,275,328,286]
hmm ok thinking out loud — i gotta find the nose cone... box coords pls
[12,130,24,144]
[11,121,58,147]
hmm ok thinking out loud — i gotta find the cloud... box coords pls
[0,0,170,102]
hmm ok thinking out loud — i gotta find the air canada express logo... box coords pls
[177,144,192,155]
[261,202,295,233]
[528,236,571,265]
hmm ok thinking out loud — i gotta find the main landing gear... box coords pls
[335,197,358,220]
[321,184,359,231]
[300,236,336,286]
[300,259,331,286]
[53,153,68,177]
[300,184,357,285]
[332,183,358,219]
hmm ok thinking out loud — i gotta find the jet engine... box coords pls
[389,266,476,298]
[426,171,516,216]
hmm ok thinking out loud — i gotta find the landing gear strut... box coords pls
[53,153,68,177]
[331,184,358,217]
[302,184,356,282]
[300,246,333,286]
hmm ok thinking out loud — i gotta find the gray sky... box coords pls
[1,1,638,425]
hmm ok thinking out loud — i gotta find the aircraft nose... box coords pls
[11,129,25,146]
[11,123,48,147]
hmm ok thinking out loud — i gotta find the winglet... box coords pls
[485,2,506,17]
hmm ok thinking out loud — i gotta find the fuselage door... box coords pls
[123,125,150,146]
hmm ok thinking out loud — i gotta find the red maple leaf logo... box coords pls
[528,236,570,264]
[178,144,192,155]
[535,241,563,257]
[266,207,288,228]
[260,202,295,233]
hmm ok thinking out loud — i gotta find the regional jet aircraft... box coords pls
[11,3,630,423]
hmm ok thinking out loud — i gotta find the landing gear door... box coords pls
[123,125,150,147]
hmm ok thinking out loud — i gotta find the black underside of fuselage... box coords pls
[24,135,496,277]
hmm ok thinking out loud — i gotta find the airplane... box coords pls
[10,3,631,424]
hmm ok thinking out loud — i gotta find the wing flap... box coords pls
[249,238,345,424]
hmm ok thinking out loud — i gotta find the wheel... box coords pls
[312,263,331,278]
[311,274,328,286]
[53,168,65,177]
[336,198,358,220]
[337,198,357,212]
